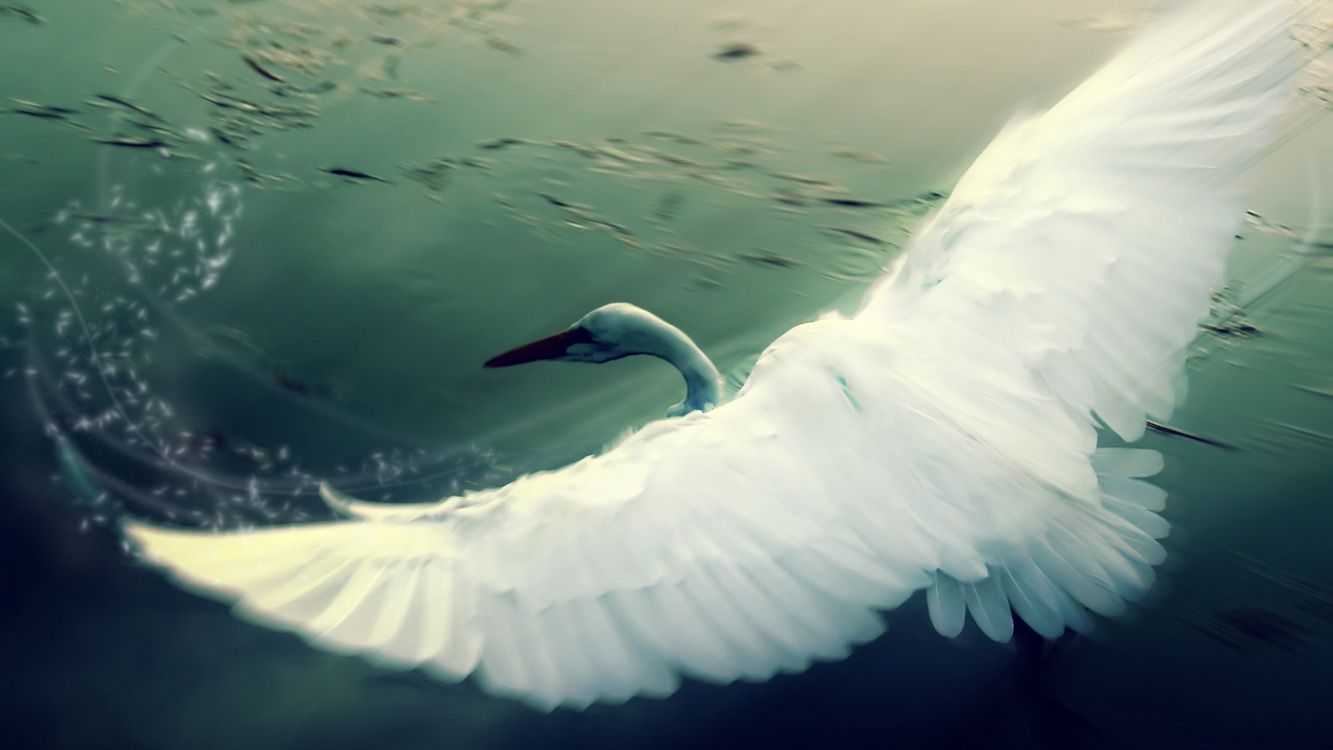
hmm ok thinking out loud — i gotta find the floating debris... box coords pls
[70,213,148,226]
[210,127,242,149]
[477,137,528,151]
[887,190,948,208]
[232,158,263,183]
[94,136,170,149]
[241,54,286,84]
[716,140,770,157]
[821,197,886,209]
[88,93,165,122]
[198,90,259,114]
[596,143,651,165]
[5,98,77,120]
[230,159,296,187]
[168,74,320,150]
[769,172,839,190]
[368,34,403,46]
[538,193,635,242]
[539,193,580,210]
[641,147,703,169]
[321,166,390,183]
[551,139,607,161]
[1244,209,1300,240]
[200,91,316,123]
[1202,284,1264,342]
[359,88,433,102]
[1145,420,1239,451]
[128,118,182,139]
[1200,320,1261,338]
[741,251,799,269]
[823,227,887,246]
[714,42,761,61]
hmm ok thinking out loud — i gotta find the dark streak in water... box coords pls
[537,193,635,240]
[273,370,313,398]
[823,226,887,245]
[242,54,286,83]
[5,98,77,119]
[1180,607,1314,654]
[1227,548,1333,611]
[90,93,165,122]
[476,137,527,151]
[1201,321,1261,338]
[741,251,799,269]
[322,166,390,183]
[769,171,838,190]
[0,4,43,24]
[211,127,241,148]
[539,193,578,209]
[1270,421,1333,447]
[94,136,169,149]
[713,42,761,61]
[72,213,146,226]
[822,197,886,209]
[1293,383,1333,400]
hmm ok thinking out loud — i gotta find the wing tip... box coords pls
[119,517,174,562]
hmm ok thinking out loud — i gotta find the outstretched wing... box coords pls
[127,386,922,710]
[125,0,1311,710]
[859,0,1312,440]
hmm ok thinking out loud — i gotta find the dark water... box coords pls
[2,1,1332,748]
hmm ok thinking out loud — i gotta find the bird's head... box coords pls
[483,302,723,416]
[484,302,672,367]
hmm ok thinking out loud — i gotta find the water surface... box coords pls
[2,1,1331,748]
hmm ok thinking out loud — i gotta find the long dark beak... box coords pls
[484,328,590,368]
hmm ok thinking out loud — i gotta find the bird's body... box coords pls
[123,0,1320,711]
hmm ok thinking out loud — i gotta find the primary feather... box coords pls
[124,0,1315,710]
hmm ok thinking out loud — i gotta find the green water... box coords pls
[2,1,1332,748]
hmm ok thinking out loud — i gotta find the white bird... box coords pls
[124,1,1316,711]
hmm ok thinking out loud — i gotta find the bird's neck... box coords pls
[638,323,722,415]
